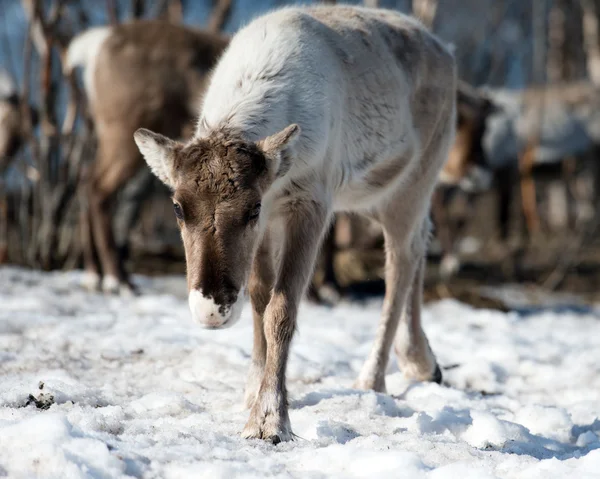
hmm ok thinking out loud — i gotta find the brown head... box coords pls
[134,124,300,328]
[440,81,498,192]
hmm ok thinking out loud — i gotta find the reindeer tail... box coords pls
[64,26,112,98]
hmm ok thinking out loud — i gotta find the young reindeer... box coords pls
[135,5,456,443]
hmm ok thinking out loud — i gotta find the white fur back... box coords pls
[197,7,334,164]
[65,26,112,101]
[197,6,453,213]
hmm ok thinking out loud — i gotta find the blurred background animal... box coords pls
[65,21,228,294]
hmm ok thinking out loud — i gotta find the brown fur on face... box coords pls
[135,123,299,320]
[171,134,271,305]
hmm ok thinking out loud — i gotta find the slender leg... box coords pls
[80,195,101,291]
[354,214,431,392]
[113,168,156,265]
[88,135,142,294]
[394,253,441,383]
[431,186,460,279]
[519,142,539,237]
[355,78,453,391]
[561,157,577,230]
[242,198,330,443]
[496,166,513,242]
[245,232,274,409]
[307,219,340,304]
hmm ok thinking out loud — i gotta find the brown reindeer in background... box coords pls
[430,81,600,281]
[431,81,499,278]
[65,21,228,293]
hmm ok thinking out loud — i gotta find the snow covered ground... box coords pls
[1,267,600,478]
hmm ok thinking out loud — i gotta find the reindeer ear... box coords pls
[257,124,300,178]
[134,128,178,188]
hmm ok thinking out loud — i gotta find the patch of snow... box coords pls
[1,266,599,478]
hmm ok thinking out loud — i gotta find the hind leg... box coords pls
[354,210,438,392]
[355,86,453,391]
[80,195,101,291]
[394,240,441,383]
[113,168,157,264]
[88,131,143,294]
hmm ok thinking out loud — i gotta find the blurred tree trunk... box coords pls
[547,0,566,83]
[106,0,118,25]
[131,0,145,19]
[20,0,49,57]
[207,0,232,33]
[581,0,600,84]
[364,0,379,7]
[413,0,437,28]
[532,0,547,85]
[564,0,586,80]
[16,0,86,269]
[155,0,183,23]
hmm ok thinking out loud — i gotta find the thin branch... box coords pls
[167,0,183,22]
[581,0,600,84]
[131,0,145,19]
[20,0,48,56]
[106,0,118,25]
[0,1,19,79]
[413,0,438,28]
[154,0,182,22]
[207,0,232,33]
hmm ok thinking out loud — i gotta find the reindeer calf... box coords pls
[135,5,456,443]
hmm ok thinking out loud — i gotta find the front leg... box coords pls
[242,198,330,443]
[245,233,274,409]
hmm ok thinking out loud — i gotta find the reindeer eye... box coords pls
[247,202,261,223]
[173,202,184,221]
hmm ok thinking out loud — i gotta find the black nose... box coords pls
[197,267,237,312]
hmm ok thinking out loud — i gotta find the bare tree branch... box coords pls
[131,0,145,19]
[167,0,183,23]
[207,0,232,33]
[413,0,438,28]
[106,0,118,25]
[154,0,183,22]
[547,0,565,83]
[581,0,600,84]
[20,0,49,56]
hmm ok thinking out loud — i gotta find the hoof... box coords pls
[241,400,292,443]
[81,271,101,292]
[101,275,138,296]
[241,424,293,444]
[353,374,386,393]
